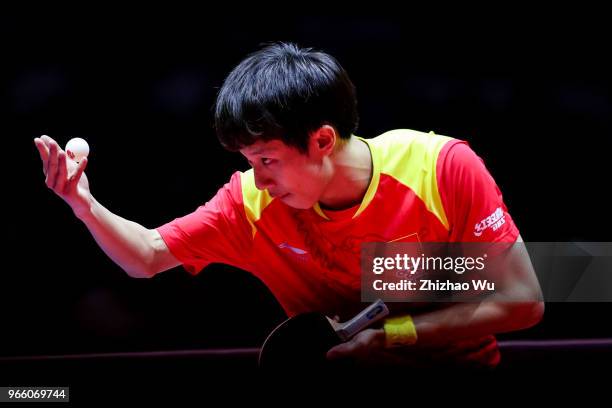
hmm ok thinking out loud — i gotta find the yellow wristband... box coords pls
[383,315,418,347]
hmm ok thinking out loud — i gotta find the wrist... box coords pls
[72,195,96,222]
[383,315,418,348]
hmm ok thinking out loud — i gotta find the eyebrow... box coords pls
[246,147,276,156]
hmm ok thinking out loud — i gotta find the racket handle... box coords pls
[336,299,389,342]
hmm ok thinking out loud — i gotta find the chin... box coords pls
[282,195,314,210]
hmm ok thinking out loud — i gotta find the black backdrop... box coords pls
[4,13,611,358]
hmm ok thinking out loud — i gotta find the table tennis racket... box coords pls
[258,299,389,369]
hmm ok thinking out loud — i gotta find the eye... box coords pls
[261,158,274,166]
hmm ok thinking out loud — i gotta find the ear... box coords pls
[309,125,337,157]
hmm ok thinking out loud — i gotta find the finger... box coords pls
[40,134,58,148]
[34,138,50,167]
[39,135,56,156]
[67,157,87,192]
[56,151,68,194]
[45,142,59,189]
[326,339,361,360]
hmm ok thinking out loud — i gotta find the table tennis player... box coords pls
[34,42,544,369]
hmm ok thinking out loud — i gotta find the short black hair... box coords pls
[214,42,359,153]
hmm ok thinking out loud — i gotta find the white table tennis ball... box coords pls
[65,138,89,162]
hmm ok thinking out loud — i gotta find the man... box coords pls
[34,42,543,368]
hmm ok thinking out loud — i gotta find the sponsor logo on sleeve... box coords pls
[474,207,505,237]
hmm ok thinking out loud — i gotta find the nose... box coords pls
[253,168,276,191]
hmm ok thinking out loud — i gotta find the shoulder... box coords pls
[437,140,494,181]
[367,128,455,150]
[364,129,460,175]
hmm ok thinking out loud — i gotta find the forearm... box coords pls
[411,300,544,347]
[411,236,544,346]
[75,196,158,278]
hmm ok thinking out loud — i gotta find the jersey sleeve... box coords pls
[156,171,253,274]
[437,141,519,244]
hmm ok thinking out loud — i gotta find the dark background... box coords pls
[3,12,611,360]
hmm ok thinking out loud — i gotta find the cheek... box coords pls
[293,167,321,191]
[282,159,324,194]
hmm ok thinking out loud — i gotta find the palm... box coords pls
[35,136,92,214]
[62,157,91,209]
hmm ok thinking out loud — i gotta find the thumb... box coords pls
[71,157,88,181]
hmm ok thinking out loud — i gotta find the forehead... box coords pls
[240,139,295,156]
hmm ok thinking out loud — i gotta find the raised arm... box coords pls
[34,135,180,278]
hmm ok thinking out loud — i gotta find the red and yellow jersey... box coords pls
[157,129,518,318]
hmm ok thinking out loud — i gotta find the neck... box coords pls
[318,136,373,210]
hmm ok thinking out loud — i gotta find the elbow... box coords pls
[534,301,545,326]
[124,230,164,278]
[524,300,545,329]
[124,264,156,279]
[507,301,545,331]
